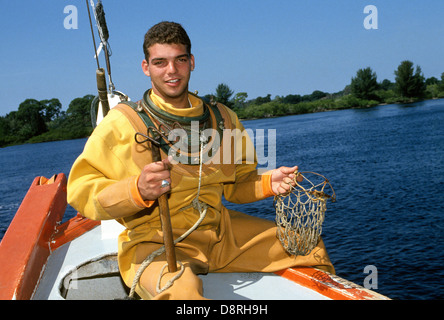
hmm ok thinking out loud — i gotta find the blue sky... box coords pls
[1,0,444,116]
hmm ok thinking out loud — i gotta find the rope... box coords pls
[128,137,208,299]
[94,0,109,42]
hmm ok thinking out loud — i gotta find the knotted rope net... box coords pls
[274,171,336,256]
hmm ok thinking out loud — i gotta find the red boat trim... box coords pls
[274,267,387,300]
[50,213,100,251]
[0,174,67,300]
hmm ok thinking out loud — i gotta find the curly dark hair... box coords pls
[143,21,191,61]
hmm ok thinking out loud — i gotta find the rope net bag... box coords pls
[274,171,336,256]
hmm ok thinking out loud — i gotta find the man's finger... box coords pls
[280,165,298,175]
[146,159,171,172]
[162,155,173,170]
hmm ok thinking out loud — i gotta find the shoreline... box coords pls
[239,97,442,122]
[1,97,442,149]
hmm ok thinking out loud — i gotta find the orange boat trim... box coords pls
[0,174,67,300]
[274,267,387,300]
[50,213,100,251]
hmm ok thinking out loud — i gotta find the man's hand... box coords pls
[138,156,173,201]
[270,165,302,195]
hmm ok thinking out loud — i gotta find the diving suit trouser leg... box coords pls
[130,207,335,299]
[134,258,207,300]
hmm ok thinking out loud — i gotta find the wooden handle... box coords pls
[96,68,110,118]
[151,143,177,273]
[158,194,177,273]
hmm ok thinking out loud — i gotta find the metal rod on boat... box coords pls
[151,143,177,273]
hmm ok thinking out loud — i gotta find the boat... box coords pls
[0,1,390,301]
[0,172,389,300]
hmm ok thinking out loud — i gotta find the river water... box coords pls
[1,99,443,299]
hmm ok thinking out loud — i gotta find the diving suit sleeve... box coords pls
[67,109,153,221]
[222,112,275,203]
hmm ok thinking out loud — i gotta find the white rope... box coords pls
[156,261,184,293]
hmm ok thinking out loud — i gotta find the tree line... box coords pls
[1,59,443,147]
[209,60,444,119]
[0,95,94,147]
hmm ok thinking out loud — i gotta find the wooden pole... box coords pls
[96,68,110,118]
[151,143,177,273]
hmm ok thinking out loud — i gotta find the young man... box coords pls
[67,21,334,300]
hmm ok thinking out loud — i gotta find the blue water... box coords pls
[1,100,443,299]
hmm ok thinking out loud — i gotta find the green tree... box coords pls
[0,116,11,146]
[394,60,426,98]
[425,76,439,86]
[281,94,302,104]
[16,99,47,140]
[4,112,18,138]
[308,90,328,101]
[438,72,444,92]
[215,83,234,107]
[232,92,248,109]
[253,94,272,105]
[380,79,395,91]
[66,95,95,127]
[350,67,379,100]
[41,98,62,122]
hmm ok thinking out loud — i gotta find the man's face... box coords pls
[142,43,195,107]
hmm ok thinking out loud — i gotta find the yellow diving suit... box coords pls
[67,90,334,299]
